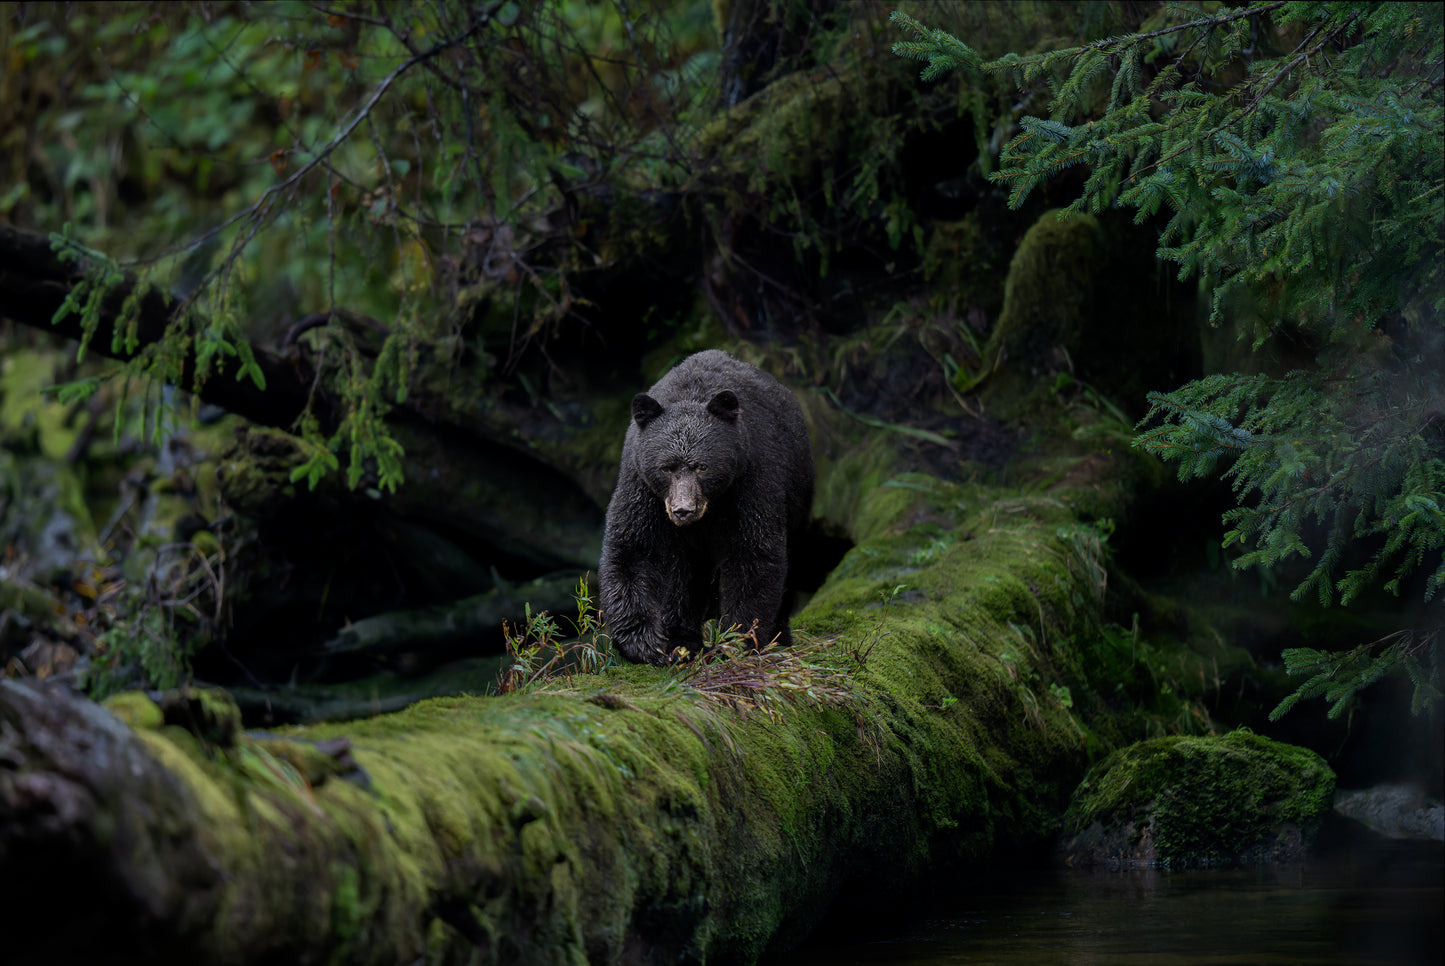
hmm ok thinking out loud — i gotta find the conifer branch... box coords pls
[1085,1,1289,49]
[1126,17,1341,187]
[891,2,1444,719]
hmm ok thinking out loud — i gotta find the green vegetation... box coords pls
[5,1,722,490]
[495,575,615,695]
[891,1,1443,720]
[3,1,725,692]
[1060,728,1336,868]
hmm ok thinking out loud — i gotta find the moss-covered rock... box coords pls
[1058,729,1336,869]
[984,209,1106,380]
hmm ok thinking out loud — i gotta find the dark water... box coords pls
[791,836,1443,965]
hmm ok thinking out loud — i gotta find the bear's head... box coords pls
[631,389,744,527]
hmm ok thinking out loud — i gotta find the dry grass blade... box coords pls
[673,627,854,723]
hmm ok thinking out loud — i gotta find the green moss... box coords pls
[139,472,204,542]
[0,349,82,461]
[216,426,313,515]
[330,861,363,945]
[1062,729,1336,867]
[98,470,1110,959]
[183,687,244,746]
[103,691,165,730]
[697,71,855,191]
[985,209,1105,378]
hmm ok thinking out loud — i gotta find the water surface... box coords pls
[791,836,1442,965]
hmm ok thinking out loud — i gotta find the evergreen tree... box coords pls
[892,2,1443,719]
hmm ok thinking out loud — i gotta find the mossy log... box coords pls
[0,473,1153,966]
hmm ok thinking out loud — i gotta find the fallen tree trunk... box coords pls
[1,461,1219,965]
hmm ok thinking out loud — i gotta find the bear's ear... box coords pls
[632,393,664,428]
[707,389,740,421]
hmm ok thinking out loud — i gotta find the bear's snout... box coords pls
[667,502,701,525]
[666,495,707,525]
[666,476,707,526]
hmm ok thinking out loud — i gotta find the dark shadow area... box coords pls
[792,523,855,595]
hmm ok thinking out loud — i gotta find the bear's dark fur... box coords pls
[599,350,814,664]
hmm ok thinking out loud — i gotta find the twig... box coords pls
[1084,1,1288,50]
[1127,15,1355,185]
[138,6,501,268]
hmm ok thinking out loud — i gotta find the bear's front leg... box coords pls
[718,548,790,649]
[599,544,703,664]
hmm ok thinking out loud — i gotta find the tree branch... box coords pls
[0,222,312,429]
[140,5,502,270]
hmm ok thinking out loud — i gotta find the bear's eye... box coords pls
[695,463,707,475]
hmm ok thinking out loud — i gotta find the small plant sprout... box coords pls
[496,574,613,695]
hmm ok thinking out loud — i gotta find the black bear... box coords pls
[599,350,814,665]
